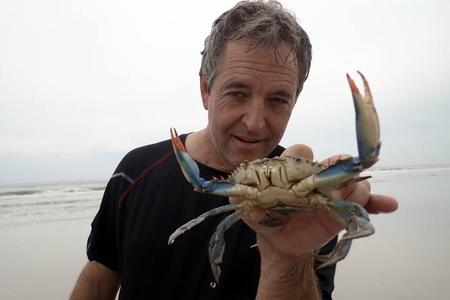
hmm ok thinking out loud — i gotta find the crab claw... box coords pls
[315,199,375,269]
[170,128,236,195]
[170,128,205,190]
[347,72,381,169]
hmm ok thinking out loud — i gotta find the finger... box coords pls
[245,209,286,236]
[281,144,313,160]
[362,179,370,192]
[229,196,241,205]
[364,194,398,214]
[319,153,351,168]
[330,180,370,207]
[230,197,288,232]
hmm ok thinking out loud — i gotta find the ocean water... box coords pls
[0,181,106,227]
[1,165,449,228]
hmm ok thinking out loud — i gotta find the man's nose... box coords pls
[242,99,266,132]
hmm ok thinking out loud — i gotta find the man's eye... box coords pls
[270,98,290,105]
[228,91,245,98]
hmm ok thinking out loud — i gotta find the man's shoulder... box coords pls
[125,138,172,162]
[114,135,186,178]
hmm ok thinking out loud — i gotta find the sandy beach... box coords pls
[334,172,450,299]
[0,218,91,300]
[1,169,449,299]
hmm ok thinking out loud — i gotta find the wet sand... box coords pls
[1,173,449,299]
[334,174,450,299]
[0,218,91,300]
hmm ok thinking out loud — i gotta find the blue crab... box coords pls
[168,72,380,283]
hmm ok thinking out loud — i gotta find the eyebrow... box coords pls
[222,81,249,91]
[271,90,294,99]
[222,80,295,99]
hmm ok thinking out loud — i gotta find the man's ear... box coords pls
[200,75,209,110]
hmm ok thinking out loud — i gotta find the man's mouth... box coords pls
[233,135,264,144]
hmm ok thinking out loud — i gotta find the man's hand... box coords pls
[233,144,397,258]
[231,144,398,299]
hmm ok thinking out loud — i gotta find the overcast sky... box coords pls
[1,0,449,184]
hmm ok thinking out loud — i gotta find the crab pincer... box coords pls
[348,71,381,169]
[170,128,237,196]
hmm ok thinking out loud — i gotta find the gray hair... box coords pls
[200,0,312,97]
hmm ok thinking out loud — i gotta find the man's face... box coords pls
[201,39,299,171]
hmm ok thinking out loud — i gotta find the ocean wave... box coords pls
[0,198,95,209]
[0,182,105,227]
[0,190,43,196]
[366,166,450,182]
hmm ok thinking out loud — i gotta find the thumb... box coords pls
[281,144,313,160]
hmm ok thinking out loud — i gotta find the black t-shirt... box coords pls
[87,134,336,299]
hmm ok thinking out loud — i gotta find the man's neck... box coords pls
[185,129,234,172]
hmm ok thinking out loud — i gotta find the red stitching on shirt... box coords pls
[116,150,174,205]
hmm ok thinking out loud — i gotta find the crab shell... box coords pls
[217,157,326,208]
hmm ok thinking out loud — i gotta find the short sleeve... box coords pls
[86,157,131,271]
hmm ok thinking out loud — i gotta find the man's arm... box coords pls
[233,144,323,299]
[70,261,120,300]
[256,242,320,300]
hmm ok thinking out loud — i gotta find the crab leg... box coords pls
[315,234,353,269]
[209,210,243,283]
[327,199,374,240]
[348,71,381,169]
[315,199,374,269]
[171,128,230,193]
[168,204,237,244]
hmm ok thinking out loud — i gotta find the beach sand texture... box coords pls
[0,167,449,299]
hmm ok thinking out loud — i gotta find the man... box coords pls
[70,1,397,299]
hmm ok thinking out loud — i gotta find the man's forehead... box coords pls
[218,39,299,76]
[224,39,296,62]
